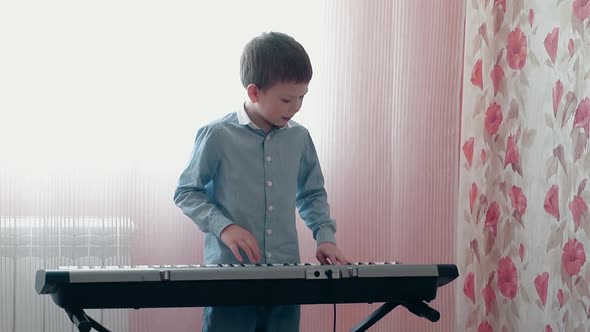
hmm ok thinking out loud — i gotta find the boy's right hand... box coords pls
[220,224,262,263]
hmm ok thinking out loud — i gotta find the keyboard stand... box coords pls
[350,301,440,332]
[65,308,111,332]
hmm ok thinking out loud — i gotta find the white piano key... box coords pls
[68,267,160,283]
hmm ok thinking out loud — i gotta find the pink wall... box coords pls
[295,1,464,331]
[128,1,465,331]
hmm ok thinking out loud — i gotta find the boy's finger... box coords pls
[240,241,257,263]
[254,246,262,262]
[241,232,261,262]
[335,255,348,265]
[229,244,243,263]
[245,239,262,262]
[316,253,328,265]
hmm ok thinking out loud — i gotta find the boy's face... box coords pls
[247,81,309,132]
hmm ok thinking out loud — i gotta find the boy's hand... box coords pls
[220,224,262,263]
[316,242,349,265]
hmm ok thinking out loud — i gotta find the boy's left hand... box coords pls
[316,242,349,265]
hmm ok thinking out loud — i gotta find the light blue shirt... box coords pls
[174,107,337,264]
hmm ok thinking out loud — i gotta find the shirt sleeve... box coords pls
[173,125,234,238]
[296,132,337,246]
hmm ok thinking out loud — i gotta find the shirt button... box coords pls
[267,252,272,258]
[266,156,272,162]
[267,180,273,187]
[267,229,272,235]
[268,205,274,211]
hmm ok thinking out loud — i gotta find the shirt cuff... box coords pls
[315,227,336,246]
[210,215,234,239]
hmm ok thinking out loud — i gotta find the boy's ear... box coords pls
[246,84,260,103]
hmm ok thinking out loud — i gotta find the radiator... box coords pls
[0,217,134,332]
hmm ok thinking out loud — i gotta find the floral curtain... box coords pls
[459,0,590,331]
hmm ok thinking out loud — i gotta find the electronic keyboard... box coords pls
[36,262,458,332]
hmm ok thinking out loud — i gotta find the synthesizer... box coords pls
[36,262,458,332]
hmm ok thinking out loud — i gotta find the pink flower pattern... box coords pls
[557,288,564,307]
[497,257,518,299]
[544,185,560,220]
[506,28,527,70]
[504,135,519,169]
[485,201,500,236]
[552,80,563,117]
[562,238,586,276]
[490,64,504,97]
[573,0,590,20]
[471,59,483,90]
[478,320,493,332]
[544,28,559,64]
[574,97,590,138]
[463,137,475,167]
[482,281,496,315]
[509,185,527,215]
[494,0,505,12]
[534,272,549,307]
[485,102,503,135]
[464,272,476,304]
[569,196,588,231]
[470,183,478,214]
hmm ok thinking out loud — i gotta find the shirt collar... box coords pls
[236,104,292,130]
[237,103,260,130]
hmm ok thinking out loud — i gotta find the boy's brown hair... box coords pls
[240,32,313,90]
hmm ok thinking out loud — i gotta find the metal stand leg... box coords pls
[350,301,440,332]
[349,302,399,332]
[65,308,111,332]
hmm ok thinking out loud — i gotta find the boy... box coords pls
[174,31,347,332]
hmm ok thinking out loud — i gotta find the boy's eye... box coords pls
[281,99,291,103]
